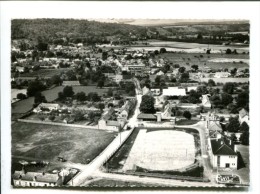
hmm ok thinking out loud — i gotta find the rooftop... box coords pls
[210,138,237,156]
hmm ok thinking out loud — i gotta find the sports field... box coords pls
[123,129,196,171]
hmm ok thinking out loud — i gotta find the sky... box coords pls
[90,19,249,26]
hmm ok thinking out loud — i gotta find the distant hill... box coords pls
[11,19,250,46]
[11,19,147,43]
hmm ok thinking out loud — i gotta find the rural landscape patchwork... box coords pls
[11,19,250,188]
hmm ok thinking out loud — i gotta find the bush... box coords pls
[17,93,27,100]
[183,111,192,120]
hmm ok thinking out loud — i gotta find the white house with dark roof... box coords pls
[201,94,211,108]
[239,108,249,125]
[208,137,238,169]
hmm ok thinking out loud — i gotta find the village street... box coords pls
[68,81,143,186]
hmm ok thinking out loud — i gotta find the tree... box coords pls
[88,112,96,122]
[34,92,47,104]
[74,111,84,121]
[17,93,27,100]
[107,88,113,97]
[219,116,225,123]
[154,50,159,55]
[208,79,216,87]
[37,42,48,51]
[226,48,232,54]
[221,93,233,106]
[180,72,189,83]
[98,103,105,112]
[239,121,249,132]
[223,82,235,94]
[240,131,249,145]
[230,133,237,142]
[197,33,203,39]
[50,75,62,86]
[140,95,155,113]
[183,111,192,120]
[63,86,74,97]
[226,117,240,133]
[210,95,222,108]
[75,92,86,102]
[237,91,249,109]
[191,65,199,72]
[97,79,104,88]
[118,99,125,107]
[197,85,208,95]
[160,48,167,53]
[102,51,108,60]
[27,80,46,97]
[48,115,55,122]
[178,67,186,73]
[87,92,101,102]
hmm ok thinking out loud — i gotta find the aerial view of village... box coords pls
[10,19,250,188]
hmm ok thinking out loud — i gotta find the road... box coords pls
[69,79,143,186]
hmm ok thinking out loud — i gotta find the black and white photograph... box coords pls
[1,1,260,193]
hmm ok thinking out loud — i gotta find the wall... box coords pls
[14,180,55,187]
[212,155,237,169]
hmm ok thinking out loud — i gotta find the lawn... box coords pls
[12,122,116,165]
[11,86,108,115]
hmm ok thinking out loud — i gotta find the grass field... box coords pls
[105,127,201,178]
[175,119,200,125]
[11,86,108,114]
[12,122,116,164]
[19,68,72,78]
[155,53,249,70]
[86,178,161,188]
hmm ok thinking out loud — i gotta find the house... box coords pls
[238,108,249,124]
[150,88,161,96]
[13,170,64,187]
[33,103,60,114]
[201,94,211,108]
[162,87,186,96]
[16,66,25,73]
[142,86,151,96]
[137,113,157,121]
[208,137,238,169]
[214,72,231,78]
[62,81,80,86]
[187,86,198,93]
[208,121,223,131]
[98,108,123,131]
[156,70,164,76]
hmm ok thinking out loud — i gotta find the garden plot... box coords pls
[123,129,195,171]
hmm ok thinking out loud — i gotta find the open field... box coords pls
[155,53,249,70]
[123,129,195,171]
[12,122,116,164]
[11,86,107,115]
[11,89,27,103]
[19,68,72,78]
[105,127,202,178]
[86,178,161,187]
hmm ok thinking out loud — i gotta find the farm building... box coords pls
[162,87,186,96]
[214,72,231,78]
[62,81,81,86]
[137,113,157,121]
[33,103,60,113]
[208,137,238,169]
[201,94,211,108]
[239,108,249,125]
[13,170,64,187]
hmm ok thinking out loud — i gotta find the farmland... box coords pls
[19,68,73,78]
[11,86,108,115]
[12,122,116,165]
[155,52,249,70]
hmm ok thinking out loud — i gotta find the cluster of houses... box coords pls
[204,109,249,170]
[12,168,75,187]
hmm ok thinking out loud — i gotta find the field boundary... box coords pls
[17,119,112,131]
